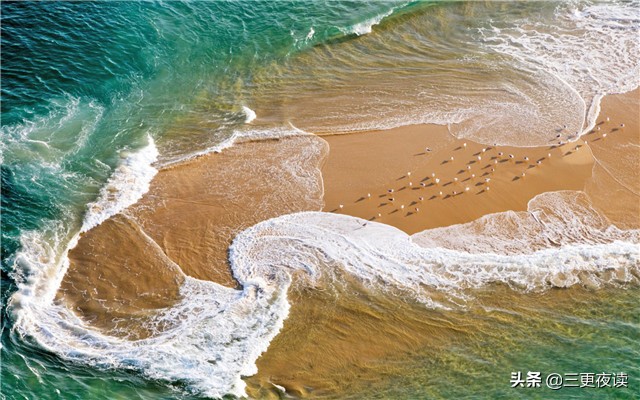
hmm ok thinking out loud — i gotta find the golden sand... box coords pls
[59,214,185,339]
[57,90,638,390]
[59,135,327,337]
[247,91,640,398]
[321,91,638,234]
[251,89,639,396]
[585,89,640,228]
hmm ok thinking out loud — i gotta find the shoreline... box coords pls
[57,88,638,339]
[7,2,640,399]
[47,88,640,398]
[321,89,639,234]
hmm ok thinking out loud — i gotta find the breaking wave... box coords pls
[81,136,158,232]
[10,182,638,398]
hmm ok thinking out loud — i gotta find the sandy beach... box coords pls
[6,3,639,399]
[59,135,326,338]
[322,89,639,234]
[57,89,638,344]
[585,89,640,229]
[52,86,639,396]
[245,90,639,398]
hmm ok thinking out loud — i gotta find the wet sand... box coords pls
[59,214,186,340]
[247,90,639,398]
[585,89,640,229]
[246,282,640,399]
[321,89,639,233]
[56,89,638,391]
[59,135,327,337]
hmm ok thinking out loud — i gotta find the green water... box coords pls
[362,287,640,399]
[2,1,639,399]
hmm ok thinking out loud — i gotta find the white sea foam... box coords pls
[12,266,291,398]
[413,191,640,255]
[1,96,104,165]
[81,135,158,232]
[160,124,313,167]
[342,9,394,36]
[242,106,256,123]
[231,210,639,309]
[306,27,315,41]
[9,219,290,397]
[289,26,316,51]
[10,187,639,398]
[477,1,640,139]
[338,2,411,37]
[9,136,160,309]
[9,129,322,398]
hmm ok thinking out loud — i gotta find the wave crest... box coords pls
[81,135,158,232]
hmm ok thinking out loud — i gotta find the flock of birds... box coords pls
[331,119,625,221]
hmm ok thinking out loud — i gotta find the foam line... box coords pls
[81,135,158,232]
[10,192,639,398]
[242,106,256,124]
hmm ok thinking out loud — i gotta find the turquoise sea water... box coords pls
[2,1,639,399]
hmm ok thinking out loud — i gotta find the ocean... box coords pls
[1,1,639,399]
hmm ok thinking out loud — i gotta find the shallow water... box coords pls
[248,283,640,399]
[2,1,639,399]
